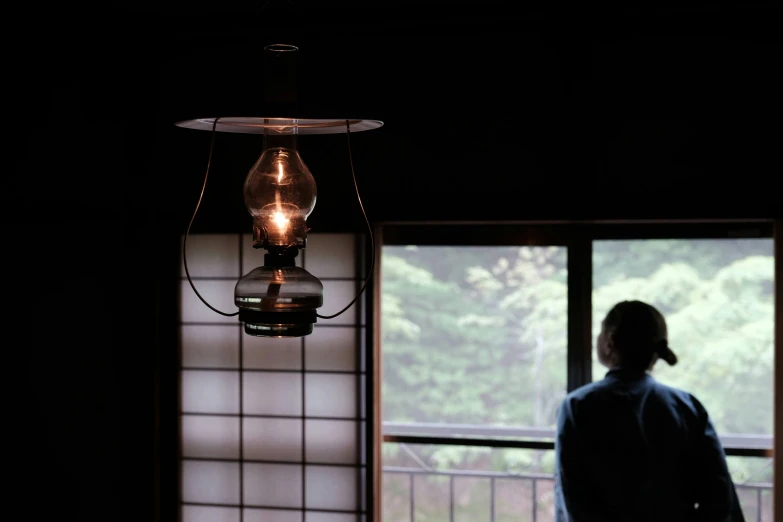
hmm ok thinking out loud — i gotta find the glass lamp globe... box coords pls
[244,123,317,250]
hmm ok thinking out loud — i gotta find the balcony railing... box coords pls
[383,422,774,456]
[382,422,773,522]
[383,466,772,522]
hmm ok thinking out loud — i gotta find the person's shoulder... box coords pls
[557,380,620,427]
[648,378,710,418]
[560,375,707,413]
[565,380,605,401]
[648,378,687,397]
[560,380,609,410]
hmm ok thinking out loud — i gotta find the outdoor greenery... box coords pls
[381,238,774,522]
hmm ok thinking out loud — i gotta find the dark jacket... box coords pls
[555,369,744,522]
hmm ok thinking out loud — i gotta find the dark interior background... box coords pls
[3,2,780,521]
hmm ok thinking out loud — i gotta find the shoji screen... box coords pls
[179,233,369,522]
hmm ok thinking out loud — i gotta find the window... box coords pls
[380,226,570,521]
[179,233,372,522]
[382,245,567,428]
[379,223,774,522]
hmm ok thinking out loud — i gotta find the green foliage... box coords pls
[383,246,568,429]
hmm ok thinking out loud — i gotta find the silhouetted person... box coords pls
[555,300,744,522]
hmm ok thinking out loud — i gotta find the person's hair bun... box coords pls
[656,340,678,366]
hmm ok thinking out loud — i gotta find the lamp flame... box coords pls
[272,211,290,231]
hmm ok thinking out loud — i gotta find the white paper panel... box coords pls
[244,417,302,462]
[182,371,239,414]
[244,509,302,522]
[304,514,357,522]
[242,233,301,273]
[182,325,239,368]
[318,281,361,326]
[306,327,356,371]
[181,279,238,324]
[244,335,301,370]
[183,505,240,522]
[305,420,357,464]
[181,231,369,520]
[181,234,241,278]
[303,234,356,279]
[182,460,240,504]
[305,466,357,511]
[243,372,302,416]
[305,374,357,418]
[244,463,302,507]
[182,415,240,459]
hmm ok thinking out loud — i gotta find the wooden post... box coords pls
[775,218,782,520]
[372,223,384,522]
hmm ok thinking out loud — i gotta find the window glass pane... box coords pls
[381,246,567,430]
[592,238,774,438]
[727,456,773,521]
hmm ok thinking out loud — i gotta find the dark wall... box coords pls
[3,3,780,521]
[6,221,177,522]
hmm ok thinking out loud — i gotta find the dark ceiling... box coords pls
[4,1,782,231]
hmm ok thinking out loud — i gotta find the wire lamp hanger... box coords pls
[176,43,383,338]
